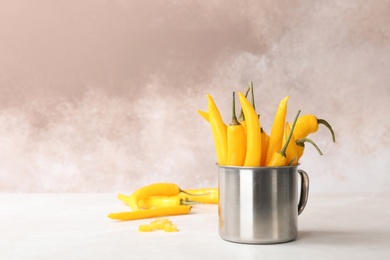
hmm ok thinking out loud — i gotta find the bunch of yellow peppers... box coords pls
[108,183,218,221]
[199,82,335,167]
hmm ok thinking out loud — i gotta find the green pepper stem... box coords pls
[280,110,301,157]
[317,119,336,142]
[180,198,201,206]
[249,81,255,111]
[179,189,211,196]
[230,92,240,126]
[287,158,296,166]
[296,137,323,155]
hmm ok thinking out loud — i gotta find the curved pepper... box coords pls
[238,91,261,167]
[227,92,246,166]
[265,96,290,165]
[267,110,300,166]
[207,94,228,165]
[293,114,336,142]
[179,188,219,204]
[119,183,183,211]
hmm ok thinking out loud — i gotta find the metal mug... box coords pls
[218,165,309,244]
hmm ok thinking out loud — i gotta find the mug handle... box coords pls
[298,169,309,215]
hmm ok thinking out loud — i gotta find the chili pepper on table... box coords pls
[296,137,323,163]
[178,188,219,204]
[108,205,192,221]
[238,91,262,167]
[292,114,336,142]
[208,94,228,165]
[226,92,246,166]
[267,110,301,166]
[265,96,290,165]
[118,194,198,209]
[119,183,191,211]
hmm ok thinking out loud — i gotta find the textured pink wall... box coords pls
[0,1,389,193]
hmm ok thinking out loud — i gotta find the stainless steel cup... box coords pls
[218,165,309,244]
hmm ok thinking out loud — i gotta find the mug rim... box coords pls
[217,164,300,170]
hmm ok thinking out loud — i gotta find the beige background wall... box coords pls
[0,0,389,193]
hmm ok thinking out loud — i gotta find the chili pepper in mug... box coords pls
[260,127,270,166]
[295,137,323,162]
[267,110,301,166]
[265,96,290,165]
[238,86,251,133]
[197,110,209,123]
[292,115,336,142]
[283,122,299,166]
[246,82,269,166]
[108,205,192,221]
[208,94,228,165]
[238,91,262,167]
[120,183,192,211]
[226,92,246,166]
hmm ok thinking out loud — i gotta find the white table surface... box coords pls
[1,193,389,260]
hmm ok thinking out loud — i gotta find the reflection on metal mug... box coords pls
[218,165,309,244]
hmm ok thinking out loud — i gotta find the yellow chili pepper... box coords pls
[293,114,336,142]
[267,110,301,166]
[119,183,185,211]
[284,122,298,166]
[238,91,261,166]
[265,96,289,165]
[137,196,197,209]
[295,137,323,163]
[139,196,171,209]
[238,86,251,133]
[207,94,228,165]
[197,110,209,123]
[260,127,269,166]
[246,82,269,166]
[108,205,192,221]
[179,188,219,204]
[226,92,246,166]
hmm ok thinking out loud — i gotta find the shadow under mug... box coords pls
[218,165,309,244]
